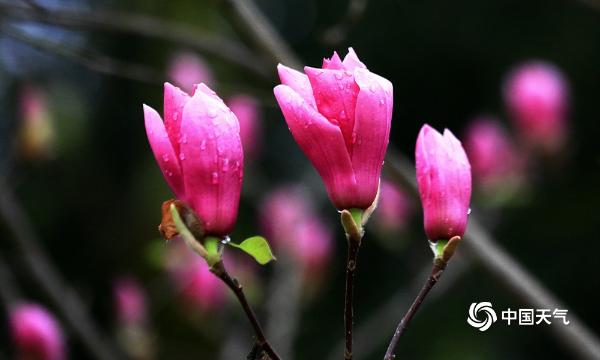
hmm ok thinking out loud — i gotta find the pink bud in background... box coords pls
[415,125,472,241]
[10,303,65,360]
[166,242,226,312]
[168,52,214,94]
[228,95,262,159]
[176,260,226,312]
[274,48,393,210]
[19,84,55,160]
[464,116,524,188]
[144,83,244,236]
[260,187,332,279]
[375,180,413,233]
[503,61,569,154]
[113,277,148,326]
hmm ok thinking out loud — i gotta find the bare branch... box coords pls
[0,2,271,78]
[1,24,163,84]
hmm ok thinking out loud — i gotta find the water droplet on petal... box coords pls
[208,109,218,118]
[334,72,343,80]
[200,140,206,150]
[211,172,219,184]
[179,153,186,161]
[162,154,169,162]
[467,208,472,215]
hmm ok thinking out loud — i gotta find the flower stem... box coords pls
[383,259,447,360]
[211,260,280,360]
[344,236,361,360]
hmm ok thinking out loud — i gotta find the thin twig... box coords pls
[0,24,163,84]
[0,1,271,78]
[385,147,600,359]
[383,260,446,360]
[0,177,125,360]
[219,0,302,69]
[211,260,281,360]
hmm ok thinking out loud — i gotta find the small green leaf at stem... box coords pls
[228,236,276,265]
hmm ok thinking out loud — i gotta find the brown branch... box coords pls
[0,2,271,78]
[211,260,280,360]
[383,260,446,360]
[0,177,125,360]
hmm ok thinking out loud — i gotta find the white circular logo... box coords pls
[467,302,497,332]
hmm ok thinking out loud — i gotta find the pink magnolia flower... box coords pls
[168,52,214,94]
[415,125,472,241]
[228,95,262,159]
[274,48,393,210]
[144,83,244,236]
[503,61,569,154]
[10,303,65,360]
[113,277,148,326]
[463,117,524,188]
[375,180,413,233]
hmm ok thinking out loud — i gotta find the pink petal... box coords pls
[304,66,360,154]
[179,88,243,236]
[350,68,393,208]
[277,64,316,107]
[163,82,190,156]
[342,47,367,71]
[143,104,185,199]
[322,51,344,69]
[274,84,358,209]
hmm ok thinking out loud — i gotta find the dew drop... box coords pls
[179,153,186,161]
[334,72,343,80]
[162,154,169,162]
[211,172,219,184]
[208,109,218,118]
[200,140,206,150]
[467,208,472,215]
[379,99,385,106]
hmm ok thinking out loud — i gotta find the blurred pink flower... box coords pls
[503,61,569,154]
[10,303,65,360]
[274,48,393,210]
[113,277,148,326]
[261,186,332,279]
[166,242,226,312]
[19,84,55,160]
[375,180,413,233]
[416,125,472,241]
[144,83,244,236]
[228,95,262,159]
[168,52,214,94]
[464,116,525,188]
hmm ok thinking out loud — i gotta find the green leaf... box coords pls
[228,236,276,265]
